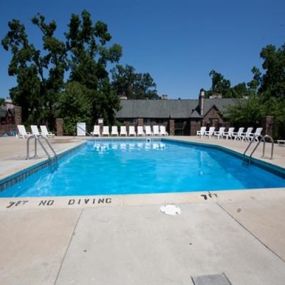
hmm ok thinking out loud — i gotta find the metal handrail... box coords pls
[26,135,57,160]
[26,135,38,160]
[38,135,58,159]
[243,134,274,163]
[262,135,274,160]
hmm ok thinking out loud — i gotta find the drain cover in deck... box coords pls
[191,273,231,285]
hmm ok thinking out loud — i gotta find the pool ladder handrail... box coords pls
[26,135,58,160]
[243,134,274,163]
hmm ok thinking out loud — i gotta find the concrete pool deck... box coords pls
[0,136,285,284]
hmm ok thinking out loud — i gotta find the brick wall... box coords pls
[202,106,224,128]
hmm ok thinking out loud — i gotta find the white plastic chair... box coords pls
[120,126,127,136]
[159,125,168,136]
[241,127,254,141]
[152,125,160,136]
[102,126,110,136]
[40,125,55,137]
[213,127,225,139]
[17,125,32,139]
[91,125,100,136]
[31,125,41,137]
[232,127,244,140]
[205,127,215,138]
[145,125,152,136]
[128,126,136,136]
[197,126,206,137]
[137,126,145,136]
[223,127,235,139]
[249,127,263,141]
[111,126,119,136]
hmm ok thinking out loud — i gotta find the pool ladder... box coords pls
[26,135,58,160]
[243,134,274,164]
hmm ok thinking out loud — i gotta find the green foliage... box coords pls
[2,10,124,134]
[111,64,160,99]
[0,98,4,106]
[225,42,285,138]
[208,70,231,96]
[57,82,92,134]
[259,44,285,99]
[2,15,67,126]
[225,96,263,127]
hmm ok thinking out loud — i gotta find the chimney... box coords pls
[199,88,205,116]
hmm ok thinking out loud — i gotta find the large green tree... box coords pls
[2,15,67,125]
[2,10,122,132]
[65,10,122,127]
[226,42,285,138]
[111,64,160,99]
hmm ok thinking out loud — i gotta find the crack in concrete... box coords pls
[53,208,84,285]
[216,202,285,264]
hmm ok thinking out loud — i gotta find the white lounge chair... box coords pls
[102,126,109,136]
[120,126,127,136]
[129,126,136,136]
[213,127,225,139]
[249,127,263,141]
[223,127,235,139]
[31,125,41,137]
[137,126,145,136]
[197,126,206,136]
[17,125,32,139]
[91,125,100,136]
[145,125,152,136]
[111,126,119,136]
[40,125,55,137]
[205,127,215,138]
[159,125,168,136]
[241,127,254,141]
[232,127,244,140]
[152,125,160,136]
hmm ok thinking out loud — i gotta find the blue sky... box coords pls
[0,0,284,99]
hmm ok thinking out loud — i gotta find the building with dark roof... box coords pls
[116,91,240,135]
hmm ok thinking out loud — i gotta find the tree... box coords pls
[247,66,262,95]
[57,82,92,134]
[0,98,4,106]
[111,64,160,99]
[226,42,285,138]
[2,10,123,132]
[65,10,122,125]
[225,95,263,128]
[208,70,231,97]
[2,15,67,125]
[259,44,285,99]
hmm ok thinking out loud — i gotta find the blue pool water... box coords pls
[1,140,285,197]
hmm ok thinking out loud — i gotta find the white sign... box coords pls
[98,118,103,124]
[77,122,86,136]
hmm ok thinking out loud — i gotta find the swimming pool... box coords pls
[1,139,285,197]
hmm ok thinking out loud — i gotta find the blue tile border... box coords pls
[0,142,85,192]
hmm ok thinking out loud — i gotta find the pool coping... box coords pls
[0,137,284,198]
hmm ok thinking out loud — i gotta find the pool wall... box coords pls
[0,138,284,194]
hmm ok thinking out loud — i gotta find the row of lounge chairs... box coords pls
[91,125,168,137]
[197,126,263,141]
[17,125,55,139]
